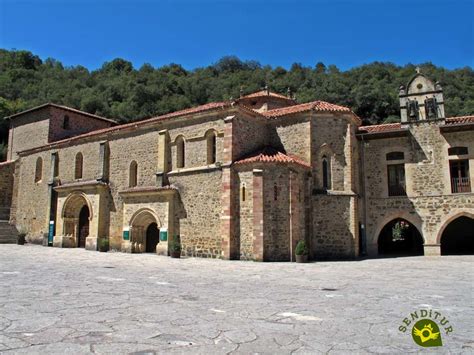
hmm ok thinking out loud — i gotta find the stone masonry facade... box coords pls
[0,74,472,260]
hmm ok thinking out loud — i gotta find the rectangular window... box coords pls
[450,160,471,193]
[387,164,406,196]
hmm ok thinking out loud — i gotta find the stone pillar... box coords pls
[156,129,170,187]
[344,123,354,192]
[45,152,59,246]
[252,169,264,261]
[289,170,300,261]
[220,116,236,259]
[97,141,109,182]
[424,244,441,256]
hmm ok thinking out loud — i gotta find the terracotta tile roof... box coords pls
[6,103,118,124]
[445,115,474,124]
[234,147,311,169]
[358,115,474,134]
[239,90,295,102]
[19,101,231,155]
[261,100,361,123]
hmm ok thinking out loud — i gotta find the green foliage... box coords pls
[0,49,473,149]
[170,235,182,252]
[392,221,409,242]
[295,240,309,256]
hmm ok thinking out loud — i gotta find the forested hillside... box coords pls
[1,49,473,160]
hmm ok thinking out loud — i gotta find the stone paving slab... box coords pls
[0,245,472,354]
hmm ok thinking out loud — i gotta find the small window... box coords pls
[274,184,278,201]
[129,161,138,187]
[34,157,43,183]
[322,156,331,190]
[63,115,70,129]
[241,183,246,202]
[206,131,217,164]
[386,152,405,161]
[450,159,471,193]
[176,136,185,169]
[448,147,468,156]
[74,153,83,179]
[387,164,406,196]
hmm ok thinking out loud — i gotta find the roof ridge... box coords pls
[17,101,233,155]
[6,103,118,124]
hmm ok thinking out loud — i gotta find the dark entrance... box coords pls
[440,216,474,255]
[78,205,90,248]
[146,222,160,253]
[378,219,424,256]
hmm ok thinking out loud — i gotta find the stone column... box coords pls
[252,169,264,261]
[46,152,59,246]
[220,116,237,260]
[96,141,109,182]
[424,244,441,256]
[156,129,170,187]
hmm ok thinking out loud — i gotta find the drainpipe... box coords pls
[289,170,293,262]
[360,134,368,256]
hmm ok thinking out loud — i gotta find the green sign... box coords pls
[159,230,168,242]
[123,230,129,241]
[48,221,54,246]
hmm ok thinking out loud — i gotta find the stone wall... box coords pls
[270,115,311,162]
[0,161,14,220]
[311,114,357,192]
[48,106,114,143]
[235,170,254,260]
[7,106,114,161]
[169,170,223,258]
[15,150,52,241]
[361,123,474,256]
[312,194,358,259]
[168,116,225,170]
[232,113,269,160]
[8,108,50,160]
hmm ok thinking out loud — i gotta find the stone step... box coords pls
[0,221,18,244]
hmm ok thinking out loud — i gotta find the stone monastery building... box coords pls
[0,71,473,260]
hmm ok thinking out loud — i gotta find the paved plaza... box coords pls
[0,245,472,354]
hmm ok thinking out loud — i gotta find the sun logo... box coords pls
[412,320,443,347]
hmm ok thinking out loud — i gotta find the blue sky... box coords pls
[1,0,472,71]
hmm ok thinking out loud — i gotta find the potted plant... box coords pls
[169,235,181,258]
[17,231,26,245]
[295,240,309,263]
[98,238,109,252]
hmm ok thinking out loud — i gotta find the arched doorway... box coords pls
[440,216,474,255]
[130,209,160,253]
[62,193,92,248]
[378,218,424,256]
[78,205,90,248]
[146,223,160,253]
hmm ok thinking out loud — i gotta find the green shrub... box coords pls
[169,235,181,252]
[295,240,308,255]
